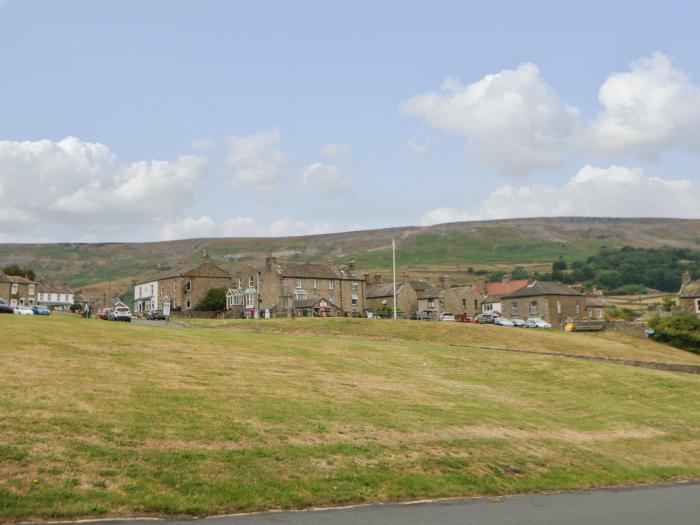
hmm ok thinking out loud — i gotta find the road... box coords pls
[59,482,700,525]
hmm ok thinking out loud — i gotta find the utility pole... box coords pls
[392,237,397,320]
[255,271,261,333]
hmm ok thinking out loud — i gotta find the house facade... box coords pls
[134,258,235,313]
[501,281,586,327]
[678,272,700,318]
[475,278,529,314]
[0,272,37,307]
[232,257,365,317]
[37,282,75,310]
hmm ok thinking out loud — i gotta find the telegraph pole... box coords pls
[392,237,397,320]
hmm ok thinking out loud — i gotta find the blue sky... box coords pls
[1,0,699,242]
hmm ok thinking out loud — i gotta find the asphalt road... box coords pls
[60,482,700,525]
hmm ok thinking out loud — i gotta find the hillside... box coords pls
[1,218,700,295]
[2,315,700,520]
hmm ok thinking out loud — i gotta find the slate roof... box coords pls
[0,272,35,284]
[417,288,443,300]
[37,282,74,294]
[366,283,402,298]
[260,260,365,281]
[501,281,584,299]
[679,279,700,298]
[136,262,231,285]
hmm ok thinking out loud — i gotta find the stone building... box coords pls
[134,257,235,313]
[0,271,37,307]
[501,281,586,327]
[678,272,700,318]
[474,277,529,315]
[233,257,365,317]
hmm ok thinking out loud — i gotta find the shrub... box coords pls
[649,312,700,354]
[69,303,83,312]
[193,288,228,311]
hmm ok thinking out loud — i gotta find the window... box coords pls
[186,299,191,309]
[313,279,317,289]
[557,300,561,314]
[462,299,467,307]
[28,284,35,295]
[150,284,154,296]
[185,281,192,292]
[351,281,358,290]
[19,298,24,306]
[575,302,581,315]
[160,284,164,295]
[294,291,307,301]
[529,301,538,315]
[329,292,334,302]
[511,302,518,316]
[696,299,700,313]
[474,299,479,310]
[428,299,435,309]
[381,299,388,305]
[28,299,34,305]
[173,282,176,293]
[11,283,17,294]
[238,278,242,289]
[296,278,302,289]
[351,293,358,306]
[227,289,243,307]
[328,280,334,290]
[484,303,493,312]
[248,276,254,287]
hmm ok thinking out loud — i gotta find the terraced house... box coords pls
[501,281,586,327]
[37,281,75,311]
[0,271,36,307]
[134,256,234,313]
[230,257,365,317]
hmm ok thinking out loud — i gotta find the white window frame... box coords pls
[351,293,358,306]
[351,281,358,290]
[186,299,191,309]
[696,299,700,313]
[575,302,581,315]
[328,280,334,290]
[245,291,255,309]
[529,301,538,315]
[313,279,317,289]
[428,299,435,309]
[294,291,308,301]
[11,283,17,294]
[248,276,254,288]
[484,303,493,312]
[511,302,518,316]
[185,281,192,292]
[557,300,562,314]
[296,278,302,289]
[28,284,35,295]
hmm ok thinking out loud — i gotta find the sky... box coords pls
[1,0,699,242]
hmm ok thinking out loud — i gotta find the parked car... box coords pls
[475,312,500,324]
[494,317,515,327]
[111,306,132,322]
[31,306,51,316]
[511,318,527,327]
[0,299,14,314]
[438,313,456,321]
[146,310,166,320]
[459,315,476,323]
[14,307,34,315]
[525,318,552,329]
[98,308,113,320]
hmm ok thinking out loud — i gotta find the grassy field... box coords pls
[2,315,700,521]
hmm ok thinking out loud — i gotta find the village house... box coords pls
[134,254,235,313]
[415,277,482,320]
[474,277,529,315]
[364,273,435,318]
[0,271,37,307]
[36,281,75,311]
[678,271,700,318]
[501,281,586,327]
[229,257,365,317]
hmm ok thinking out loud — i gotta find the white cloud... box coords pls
[422,165,700,224]
[300,162,353,197]
[586,52,700,157]
[320,143,351,158]
[401,63,580,176]
[0,137,206,229]
[226,128,286,191]
[160,215,335,240]
[420,207,475,226]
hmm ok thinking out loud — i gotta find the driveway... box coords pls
[46,481,700,525]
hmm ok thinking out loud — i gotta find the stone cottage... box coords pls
[678,272,700,318]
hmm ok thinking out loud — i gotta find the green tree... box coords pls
[194,287,228,311]
[488,270,506,282]
[511,267,529,280]
[552,258,568,271]
[3,264,36,281]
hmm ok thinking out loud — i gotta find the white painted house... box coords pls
[133,280,161,314]
[37,282,74,310]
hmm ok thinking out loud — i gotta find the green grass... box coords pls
[1,315,700,520]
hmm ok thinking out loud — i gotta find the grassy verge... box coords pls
[2,315,700,520]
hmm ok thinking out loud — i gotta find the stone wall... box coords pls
[603,319,650,337]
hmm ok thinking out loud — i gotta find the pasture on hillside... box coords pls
[1,315,700,520]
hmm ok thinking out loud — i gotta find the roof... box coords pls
[136,262,231,285]
[0,272,35,284]
[679,279,700,298]
[261,260,365,281]
[37,282,74,294]
[474,279,529,297]
[366,283,402,298]
[293,297,339,309]
[408,279,435,292]
[502,281,584,299]
[417,288,443,300]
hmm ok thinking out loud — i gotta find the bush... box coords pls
[193,288,228,311]
[605,306,639,321]
[649,312,700,354]
[69,303,83,312]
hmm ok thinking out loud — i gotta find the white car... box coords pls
[494,317,515,327]
[438,313,456,321]
[525,318,552,329]
[511,318,527,327]
[14,307,34,315]
[111,306,132,322]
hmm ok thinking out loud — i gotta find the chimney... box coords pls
[346,259,356,271]
[682,271,691,284]
[266,256,277,270]
[439,275,450,289]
